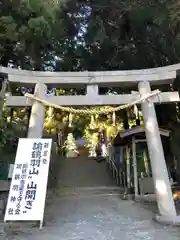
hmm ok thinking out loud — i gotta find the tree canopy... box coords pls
[1,0,180,71]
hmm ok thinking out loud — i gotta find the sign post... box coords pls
[4,138,52,229]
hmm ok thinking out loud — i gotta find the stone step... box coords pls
[53,186,124,198]
[64,156,106,161]
[58,157,115,188]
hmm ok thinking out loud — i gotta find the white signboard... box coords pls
[4,138,52,224]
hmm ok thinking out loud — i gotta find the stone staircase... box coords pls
[54,156,124,198]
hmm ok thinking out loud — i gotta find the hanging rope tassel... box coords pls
[134,104,138,119]
[68,113,73,127]
[112,111,116,126]
[48,107,54,118]
[90,115,95,129]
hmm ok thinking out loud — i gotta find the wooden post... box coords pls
[132,137,138,197]
[126,145,131,194]
[138,81,180,225]
[122,147,126,188]
[119,147,123,185]
[28,83,47,138]
[25,107,31,137]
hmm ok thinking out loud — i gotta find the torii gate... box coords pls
[1,64,180,225]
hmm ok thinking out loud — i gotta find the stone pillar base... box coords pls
[153,215,180,226]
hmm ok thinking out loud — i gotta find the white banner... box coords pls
[4,138,52,222]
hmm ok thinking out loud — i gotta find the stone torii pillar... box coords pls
[138,81,180,225]
[28,83,47,138]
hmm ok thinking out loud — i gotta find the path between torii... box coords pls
[1,157,180,240]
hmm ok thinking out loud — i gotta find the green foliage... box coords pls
[0,0,76,69]
[1,0,180,72]
[0,106,29,155]
[0,121,13,148]
[0,119,18,152]
[1,0,180,71]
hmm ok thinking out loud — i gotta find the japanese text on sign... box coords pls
[4,138,52,222]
